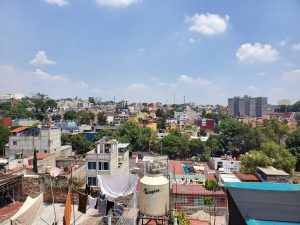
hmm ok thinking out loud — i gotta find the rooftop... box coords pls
[235,173,260,182]
[224,182,300,191]
[173,184,225,196]
[257,166,289,176]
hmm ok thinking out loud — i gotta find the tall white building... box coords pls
[85,138,129,186]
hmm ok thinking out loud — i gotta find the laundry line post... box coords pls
[50,177,57,225]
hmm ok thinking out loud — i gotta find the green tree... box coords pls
[64,110,77,121]
[97,112,107,125]
[6,99,34,119]
[141,108,150,113]
[155,108,165,118]
[206,135,223,157]
[262,119,289,143]
[217,118,244,151]
[51,114,62,122]
[114,121,151,151]
[33,148,38,173]
[0,101,12,115]
[287,100,300,112]
[286,128,300,170]
[88,97,96,105]
[174,211,191,225]
[155,118,166,130]
[93,129,114,142]
[204,196,214,223]
[240,150,271,174]
[61,133,71,145]
[70,134,92,154]
[261,141,296,175]
[77,110,93,125]
[189,139,205,157]
[0,123,9,156]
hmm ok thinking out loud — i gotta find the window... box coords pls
[98,162,109,170]
[88,162,96,170]
[13,141,17,145]
[88,177,97,186]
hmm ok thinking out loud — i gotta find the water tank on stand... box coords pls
[139,170,169,216]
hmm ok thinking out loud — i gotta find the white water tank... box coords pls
[139,171,169,216]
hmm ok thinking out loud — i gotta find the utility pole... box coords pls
[184,95,186,105]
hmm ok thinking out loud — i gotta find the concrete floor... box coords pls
[32,203,103,225]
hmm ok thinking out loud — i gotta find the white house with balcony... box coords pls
[85,138,129,186]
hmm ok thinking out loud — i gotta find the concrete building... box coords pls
[228,95,268,117]
[197,118,215,131]
[208,156,241,172]
[12,119,40,127]
[256,166,290,183]
[85,138,129,186]
[8,127,61,158]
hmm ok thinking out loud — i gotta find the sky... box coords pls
[0,0,300,105]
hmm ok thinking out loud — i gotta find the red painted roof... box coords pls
[9,126,28,133]
[0,202,23,223]
[37,153,52,159]
[1,118,12,126]
[168,160,184,175]
[172,184,226,196]
[235,173,260,182]
[189,219,209,225]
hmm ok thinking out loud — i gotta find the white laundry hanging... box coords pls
[97,174,139,198]
[11,193,44,225]
[88,195,97,208]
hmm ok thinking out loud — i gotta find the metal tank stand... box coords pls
[138,212,170,225]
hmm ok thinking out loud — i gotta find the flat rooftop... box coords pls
[224,182,300,191]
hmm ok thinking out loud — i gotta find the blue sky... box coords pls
[0,0,300,105]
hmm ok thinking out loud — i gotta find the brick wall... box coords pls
[22,176,84,204]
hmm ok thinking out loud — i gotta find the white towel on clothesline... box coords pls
[97,174,139,198]
[88,195,97,208]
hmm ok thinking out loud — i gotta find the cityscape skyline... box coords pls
[1,0,300,104]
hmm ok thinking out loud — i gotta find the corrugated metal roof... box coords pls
[9,126,28,133]
[118,143,129,148]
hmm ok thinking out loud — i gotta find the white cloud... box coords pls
[91,88,103,94]
[248,85,258,91]
[277,38,289,46]
[35,69,67,82]
[138,48,146,53]
[236,42,279,63]
[292,43,300,51]
[76,81,89,89]
[270,88,285,94]
[150,76,158,81]
[0,65,15,73]
[282,69,300,82]
[158,82,167,86]
[30,51,57,65]
[185,13,229,35]
[178,74,211,87]
[258,72,267,77]
[95,0,137,8]
[129,83,149,91]
[188,38,195,43]
[44,0,69,7]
